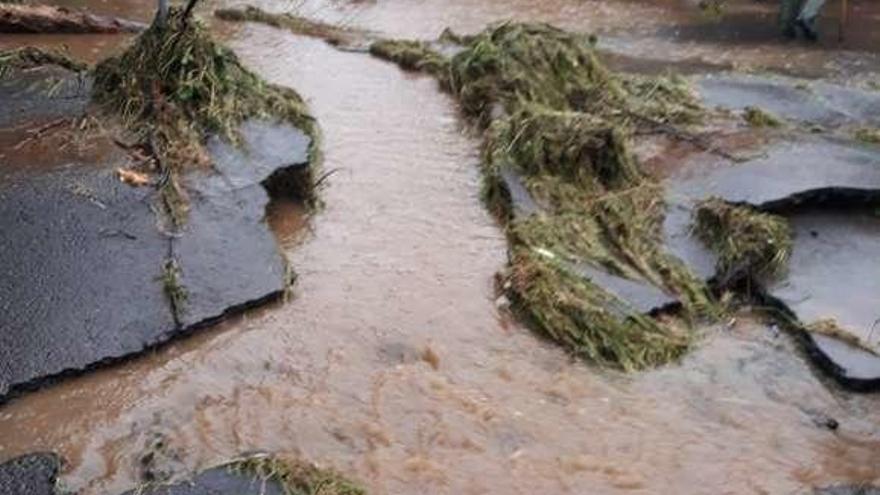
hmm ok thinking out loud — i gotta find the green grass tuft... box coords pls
[0,46,88,78]
[93,7,317,224]
[369,39,449,75]
[215,5,357,46]
[693,197,792,281]
[235,455,366,495]
[742,106,782,128]
[161,258,188,322]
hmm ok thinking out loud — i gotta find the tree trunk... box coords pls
[0,4,146,34]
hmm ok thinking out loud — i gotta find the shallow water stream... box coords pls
[1,1,880,494]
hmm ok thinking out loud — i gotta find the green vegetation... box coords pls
[215,5,358,46]
[0,46,87,78]
[742,106,782,128]
[693,197,791,281]
[93,7,316,225]
[161,258,188,322]
[369,40,448,74]
[854,127,880,144]
[372,23,714,370]
[806,319,880,355]
[235,455,366,495]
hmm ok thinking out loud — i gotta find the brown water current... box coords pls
[2,2,880,494]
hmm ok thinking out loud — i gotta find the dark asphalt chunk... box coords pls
[0,453,61,495]
[121,464,286,495]
[0,164,175,399]
[815,486,880,495]
[667,137,880,209]
[806,334,880,392]
[570,263,678,315]
[0,120,311,401]
[0,67,91,128]
[662,136,880,282]
[695,73,880,127]
[499,161,680,315]
[176,121,310,328]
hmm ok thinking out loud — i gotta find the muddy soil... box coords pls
[2,1,880,494]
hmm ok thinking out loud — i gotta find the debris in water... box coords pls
[93,7,317,225]
[116,167,151,187]
[806,318,880,355]
[215,5,364,47]
[854,127,880,144]
[371,23,715,370]
[693,197,792,282]
[421,344,441,369]
[0,45,88,78]
[369,39,449,74]
[233,454,366,495]
[743,106,782,128]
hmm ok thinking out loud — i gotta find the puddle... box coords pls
[1,23,880,494]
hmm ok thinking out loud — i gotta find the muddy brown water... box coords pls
[2,1,880,494]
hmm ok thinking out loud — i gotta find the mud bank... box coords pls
[0,4,145,34]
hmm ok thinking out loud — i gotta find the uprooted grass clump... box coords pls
[235,455,366,495]
[507,247,693,369]
[161,258,188,323]
[854,127,880,144]
[372,23,714,370]
[742,106,782,128]
[0,46,88,78]
[694,197,792,281]
[93,8,315,224]
[805,319,880,355]
[369,40,449,75]
[215,5,357,46]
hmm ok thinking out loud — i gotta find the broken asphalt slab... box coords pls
[771,209,880,391]
[663,135,880,282]
[661,132,880,390]
[0,454,286,495]
[667,136,880,209]
[0,67,91,128]
[0,118,311,401]
[121,463,286,495]
[175,120,311,329]
[0,453,61,495]
[695,73,880,127]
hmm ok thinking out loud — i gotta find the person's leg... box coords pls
[797,0,826,39]
[779,0,805,38]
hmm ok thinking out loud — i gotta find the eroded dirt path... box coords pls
[2,1,880,494]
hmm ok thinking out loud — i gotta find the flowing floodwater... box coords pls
[2,1,880,494]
